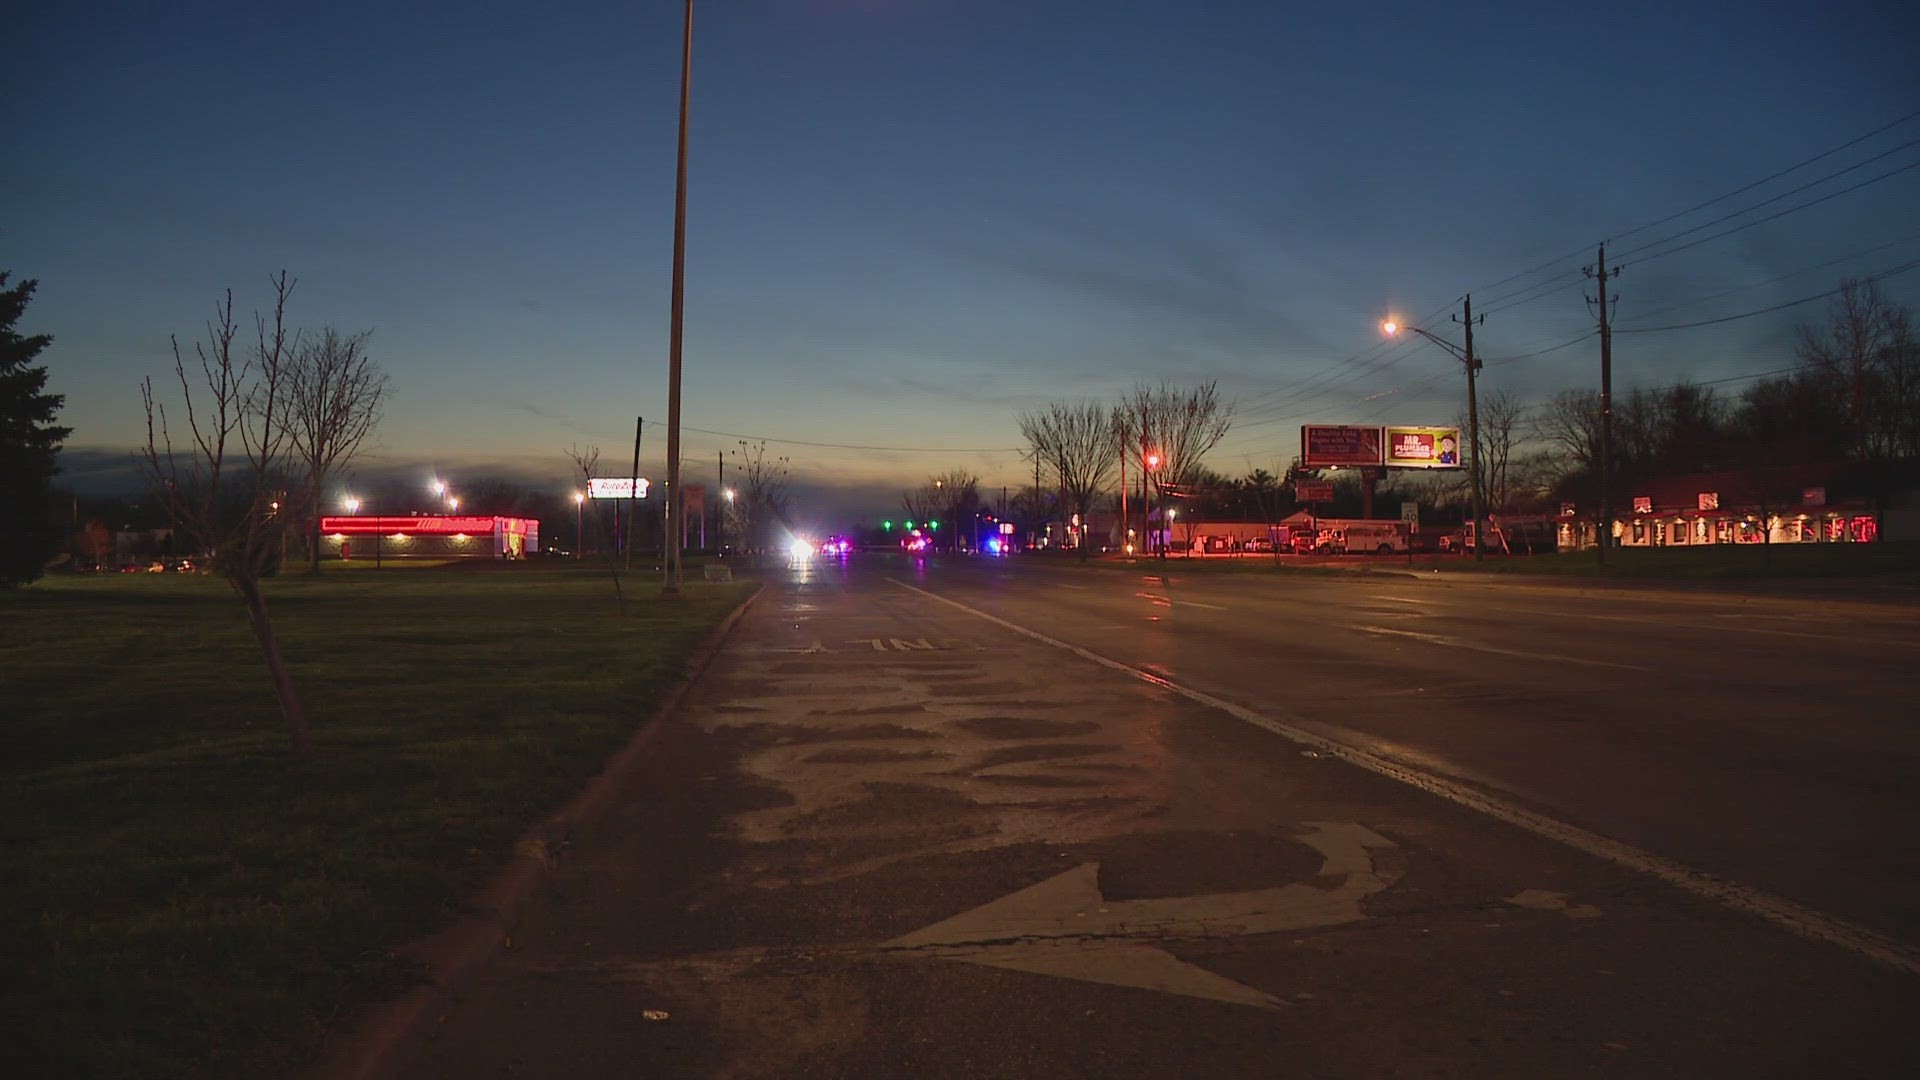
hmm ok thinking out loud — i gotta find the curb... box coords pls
[313,582,767,1080]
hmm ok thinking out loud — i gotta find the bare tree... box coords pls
[1475,388,1525,513]
[282,327,388,573]
[1118,380,1234,503]
[1881,306,1920,459]
[1017,400,1117,551]
[1797,278,1916,459]
[1534,388,1603,476]
[140,273,309,752]
[900,470,981,551]
[728,439,791,556]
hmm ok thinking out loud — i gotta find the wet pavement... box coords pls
[375,557,1920,1078]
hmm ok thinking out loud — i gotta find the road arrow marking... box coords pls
[883,823,1398,1009]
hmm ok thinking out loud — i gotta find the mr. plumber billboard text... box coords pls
[1384,426,1462,469]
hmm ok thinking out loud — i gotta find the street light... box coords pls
[342,495,361,564]
[572,491,586,559]
[1383,305,1485,562]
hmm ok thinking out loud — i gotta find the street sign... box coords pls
[1295,481,1334,502]
[1400,503,1420,531]
[1300,425,1383,467]
[588,477,650,499]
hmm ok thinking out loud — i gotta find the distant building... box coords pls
[1558,463,1916,550]
[317,514,540,559]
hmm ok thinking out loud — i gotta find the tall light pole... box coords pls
[662,0,694,596]
[573,491,585,559]
[1144,450,1162,559]
[1384,299,1485,562]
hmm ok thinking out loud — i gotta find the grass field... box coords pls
[1,565,755,1078]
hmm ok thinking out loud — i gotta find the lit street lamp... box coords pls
[572,491,586,559]
[1384,304,1485,562]
[342,495,361,564]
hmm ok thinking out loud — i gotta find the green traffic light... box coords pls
[883,520,893,530]
[905,519,915,529]
[930,520,939,530]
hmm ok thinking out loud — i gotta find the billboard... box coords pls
[1383,426,1462,469]
[587,477,650,499]
[1300,425,1383,467]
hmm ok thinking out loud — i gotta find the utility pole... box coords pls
[1034,450,1044,549]
[1117,426,1128,555]
[1586,246,1619,565]
[661,0,694,596]
[1458,295,1485,563]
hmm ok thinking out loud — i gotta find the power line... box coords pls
[1445,112,1920,322]
[652,419,1026,454]
[1614,232,1920,325]
[1615,256,1920,334]
[1609,108,1920,246]
[1615,153,1920,266]
[1233,114,1920,420]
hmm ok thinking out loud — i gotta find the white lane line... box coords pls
[1137,591,1229,611]
[1055,583,1090,591]
[889,578,1920,978]
[1346,624,1652,672]
[1371,594,1438,604]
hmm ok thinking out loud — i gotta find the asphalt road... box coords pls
[376,554,1920,1079]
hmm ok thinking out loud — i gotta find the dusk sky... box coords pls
[9,0,1919,523]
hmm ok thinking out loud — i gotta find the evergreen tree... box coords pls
[1,273,71,586]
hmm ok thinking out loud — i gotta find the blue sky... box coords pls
[8,0,1919,521]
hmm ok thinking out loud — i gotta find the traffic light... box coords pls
[929,520,939,530]
[883,520,893,531]
[905,519,915,529]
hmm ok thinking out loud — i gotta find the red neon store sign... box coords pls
[320,515,504,536]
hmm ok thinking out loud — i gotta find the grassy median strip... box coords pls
[1,566,754,1079]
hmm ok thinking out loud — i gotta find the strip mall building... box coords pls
[318,515,540,560]
[1556,465,1917,550]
